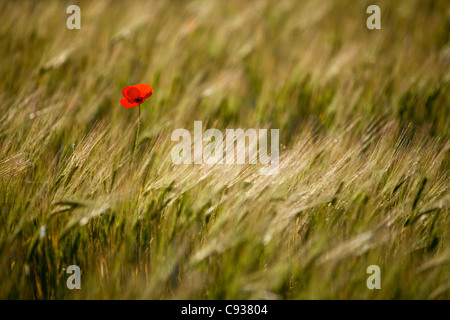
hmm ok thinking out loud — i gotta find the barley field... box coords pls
[0,0,449,299]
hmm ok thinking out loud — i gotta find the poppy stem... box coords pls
[131,104,141,169]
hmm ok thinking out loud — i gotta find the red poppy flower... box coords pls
[120,83,153,108]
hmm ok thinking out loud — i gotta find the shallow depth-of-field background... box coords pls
[0,0,449,299]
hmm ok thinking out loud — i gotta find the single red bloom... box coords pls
[120,83,153,108]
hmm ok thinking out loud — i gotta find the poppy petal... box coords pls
[134,83,153,99]
[122,86,131,97]
[120,97,139,108]
[121,86,132,99]
[128,87,141,100]
[122,86,140,101]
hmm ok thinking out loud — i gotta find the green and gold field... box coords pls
[0,0,449,299]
